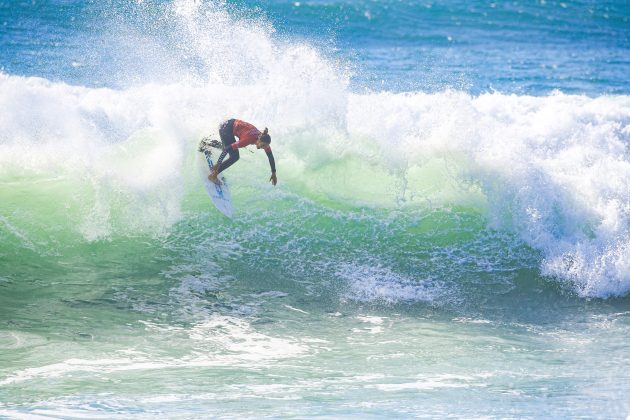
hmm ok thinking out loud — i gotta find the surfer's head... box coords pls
[256,128,271,149]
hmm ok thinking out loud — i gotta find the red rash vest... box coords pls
[230,120,271,152]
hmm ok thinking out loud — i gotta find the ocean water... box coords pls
[1,0,630,418]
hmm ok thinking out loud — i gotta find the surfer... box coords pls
[207,119,277,186]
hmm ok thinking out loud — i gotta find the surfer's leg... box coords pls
[219,119,236,147]
[216,148,239,174]
[216,119,238,174]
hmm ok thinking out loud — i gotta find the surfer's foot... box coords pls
[208,172,222,185]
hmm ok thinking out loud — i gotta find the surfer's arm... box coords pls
[265,149,276,173]
[265,149,277,186]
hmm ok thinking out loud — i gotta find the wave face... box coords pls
[2,71,630,298]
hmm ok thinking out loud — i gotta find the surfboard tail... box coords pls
[198,147,234,218]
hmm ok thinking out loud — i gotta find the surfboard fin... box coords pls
[198,137,212,153]
[198,137,223,153]
[208,139,223,149]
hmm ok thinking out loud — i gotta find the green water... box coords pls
[2,166,630,417]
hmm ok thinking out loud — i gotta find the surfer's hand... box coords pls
[270,173,277,186]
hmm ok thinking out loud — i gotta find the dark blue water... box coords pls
[257,0,630,94]
[1,0,629,93]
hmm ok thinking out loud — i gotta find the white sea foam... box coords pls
[0,315,307,387]
[336,262,446,304]
[345,91,630,298]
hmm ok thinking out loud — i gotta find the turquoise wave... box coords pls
[1,80,629,298]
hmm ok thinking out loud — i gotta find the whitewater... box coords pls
[2,74,629,297]
[1,0,630,418]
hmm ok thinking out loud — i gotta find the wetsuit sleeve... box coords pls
[230,141,243,150]
[265,148,276,173]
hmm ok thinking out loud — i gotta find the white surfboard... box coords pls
[199,149,234,218]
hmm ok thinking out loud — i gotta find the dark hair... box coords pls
[260,127,271,144]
